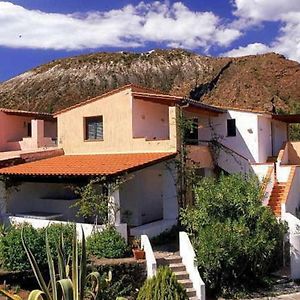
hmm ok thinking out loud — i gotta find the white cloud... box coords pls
[224,43,271,57]
[233,0,300,23]
[223,0,300,62]
[0,1,241,51]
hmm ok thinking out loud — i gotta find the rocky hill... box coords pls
[0,49,300,113]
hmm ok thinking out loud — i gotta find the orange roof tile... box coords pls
[0,152,176,177]
[0,108,54,120]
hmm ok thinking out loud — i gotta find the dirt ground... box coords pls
[0,284,30,299]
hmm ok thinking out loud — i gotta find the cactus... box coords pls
[0,226,109,300]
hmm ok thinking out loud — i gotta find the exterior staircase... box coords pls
[268,182,286,216]
[156,253,198,299]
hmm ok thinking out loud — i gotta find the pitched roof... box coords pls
[53,84,171,116]
[53,83,227,117]
[0,108,54,120]
[0,152,176,177]
[128,91,225,115]
[214,105,270,115]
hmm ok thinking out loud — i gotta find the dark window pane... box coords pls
[85,116,103,140]
[227,119,236,137]
[185,118,198,144]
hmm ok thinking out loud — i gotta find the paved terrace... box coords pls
[0,147,63,167]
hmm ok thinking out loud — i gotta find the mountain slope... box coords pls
[0,49,300,113]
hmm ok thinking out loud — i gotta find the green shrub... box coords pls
[92,262,146,299]
[87,226,129,258]
[180,174,287,296]
[44,223,74,258]
[137,266,188,300]
[0,223,44,271]
[0,223,74,271]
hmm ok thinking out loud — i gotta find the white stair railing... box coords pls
[179,231,205,300]
[141,234,157,278]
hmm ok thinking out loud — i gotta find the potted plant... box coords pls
[132,237,145,260]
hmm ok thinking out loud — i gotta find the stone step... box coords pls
[169,263,186,272]
[186,288,197,298]
[174,271,190,280]
[178,279,193,288]
[165,255,182,264]
[268,203,281,207]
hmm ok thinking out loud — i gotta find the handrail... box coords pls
[179,232,205,300]
[261,166,275,206]
[141,235,157,278]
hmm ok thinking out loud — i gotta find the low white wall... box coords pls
[179,232,205,300]
[141,234,157,278]
[282,213,300,279]
[276,165,291,183]
[6,182,80,221]
[285,167,300,215]
[251,165,275,206]
[7,216,128,242]
[251,164,271,181]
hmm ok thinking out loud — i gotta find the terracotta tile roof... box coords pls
[0,152,176,177]
[0,108,54,120]
[54,84,171,116]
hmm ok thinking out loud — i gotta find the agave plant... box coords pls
[0,226,109,300]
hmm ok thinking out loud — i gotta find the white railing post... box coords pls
[141,235,157,278]
[179,231,205,300]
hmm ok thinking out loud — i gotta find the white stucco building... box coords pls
[0,84,299,245]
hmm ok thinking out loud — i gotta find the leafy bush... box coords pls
[180,174,287,296]
[137,266,188,300]
[44,223,74,258]
[0,223,74,271]
[92,262,146,299]
[87,226,129,258]
[0,223,44,271]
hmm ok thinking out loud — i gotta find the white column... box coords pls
[31,119,45,147]
[162,162,178,220]
[108,188,121,225]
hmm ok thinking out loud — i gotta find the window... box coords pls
[85,116,103,140]
[227,119,236,137]
[27,122,32,137]
[184,118,198,144]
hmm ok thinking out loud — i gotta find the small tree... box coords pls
[180,174,287,296]
[72,176,126,226]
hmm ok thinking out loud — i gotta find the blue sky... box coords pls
[0,0,299,82]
